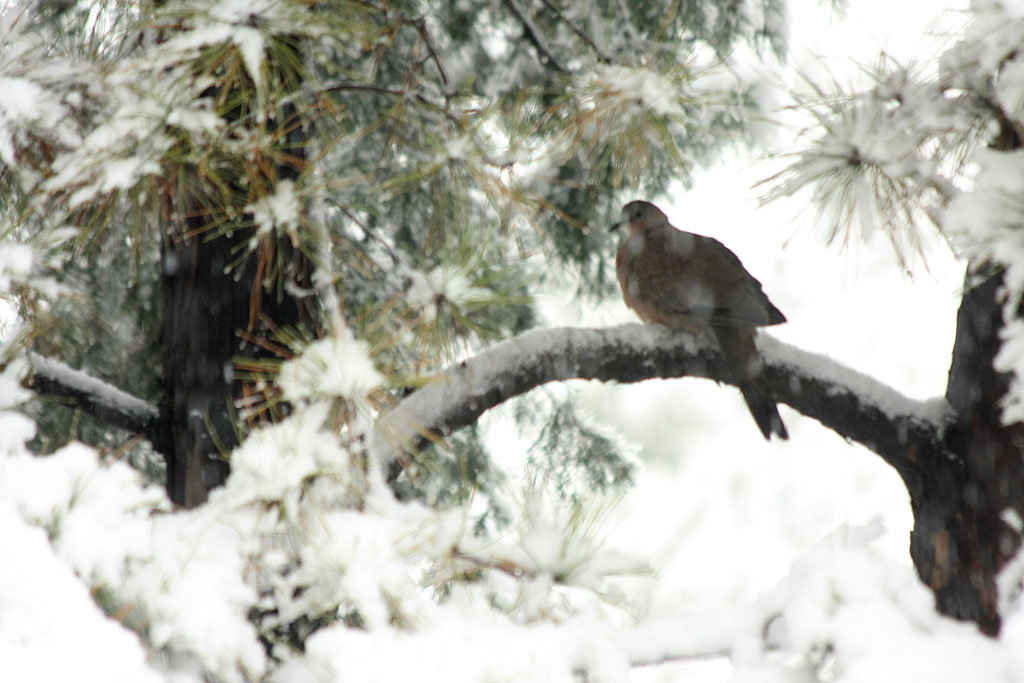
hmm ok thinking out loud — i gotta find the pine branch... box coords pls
[405,16,452,95]
[537,0,611,63]
[372,324,952,486]
[27,355,160,438]
[504,0,570,73]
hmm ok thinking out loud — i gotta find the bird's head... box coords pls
[611,200,668,234]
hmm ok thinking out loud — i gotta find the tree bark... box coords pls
[160,89,316,507]
[159,216,246,507]
[909,263,1024,635]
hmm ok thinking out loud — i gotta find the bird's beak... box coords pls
[609,220,622,232]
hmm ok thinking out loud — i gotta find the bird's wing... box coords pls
[648,228,785,328]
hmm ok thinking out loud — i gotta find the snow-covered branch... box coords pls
[570,608,781,678]
[609,609,771,669]
[27,355,160,437]
[758,335,952,489]
[27,324,951,494]
[372,324,951,486]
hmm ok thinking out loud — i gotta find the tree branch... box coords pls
[537,0,611,63]
[570,607,781,678]
[26,355,160,438]
[610,609,766,668]
[504,0,570,73]
[372,324,952,488]
[25,324,951,498]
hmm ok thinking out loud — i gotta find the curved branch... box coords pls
[758,335,951,495]
[26,324,952,497]
[372,324,952,488]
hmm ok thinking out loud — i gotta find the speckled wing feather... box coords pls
[646,225,785,329]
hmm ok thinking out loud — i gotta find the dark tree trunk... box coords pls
[907,264,1024,635]
[160,219,239,506]
[907,118,1024,635]
[160,97,316,507]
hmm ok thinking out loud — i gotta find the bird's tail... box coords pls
[738,382,788,440]
[712,327,788,440]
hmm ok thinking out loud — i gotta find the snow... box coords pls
[762,93,940,265]
[0,358,32,413]
[0,76,46,121]
[124,509,267,683]
[0,77,46,166]
[282,611,580,683]
[998,542,1024,617]
[996,52,1024,121]
[941,0,1024,85]
[0,73,78,166]
[457,486,650,621]
[0,410,265,683]
[231,26,266,88]
[39,94,170,208]
[166,101,222,134]
[370,322,941,480]
[586,65,686,118]
[160,25,236,65]
[0,443,158,584]
[407,265,491,323]
[369,326,575,466]
[225,402,351,507]
[2,365,1021,683]
[275,505,430,630]
[747,523,1019,683]
[97,157,162,194]
[253,514,1024,681]
[759,335,949,425]
[158,0,287,92]
[277,326,383,405]
[0,504,163,683]
[249,179,301,238]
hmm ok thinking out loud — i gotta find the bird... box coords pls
[612,199,788,440]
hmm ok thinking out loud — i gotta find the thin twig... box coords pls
[537,0,611,63]
[322,82,407,97]
[327,200,403,267]
[407,16,453,95]
[504,0,570,73]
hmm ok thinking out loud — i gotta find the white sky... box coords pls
[504,1,972,680]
